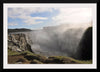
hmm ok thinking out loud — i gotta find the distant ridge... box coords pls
[8,28,32,33]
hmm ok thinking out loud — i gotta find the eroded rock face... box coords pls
[8,33,32,52]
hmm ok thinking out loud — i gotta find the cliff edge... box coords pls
[8,33,32,52]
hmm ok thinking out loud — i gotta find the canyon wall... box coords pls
[8,25,92,60]
[76,27,92,60]
[8,33,32,52]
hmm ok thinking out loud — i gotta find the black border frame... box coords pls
[0,0,99,71]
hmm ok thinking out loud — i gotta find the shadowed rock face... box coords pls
[76,27,92,60]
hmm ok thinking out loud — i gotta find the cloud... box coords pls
[8,23,18,26]
[8,8,50,25]
[8,7,92,28]
[52,8,92,27]
[32,17,48,20]
[23,17,44,25]
[8,8,53,19]
[23,16,48,25]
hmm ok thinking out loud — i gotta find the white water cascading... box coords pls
[26,24,88,58]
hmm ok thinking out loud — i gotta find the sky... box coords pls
[8,7,92,29]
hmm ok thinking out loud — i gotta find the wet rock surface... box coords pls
[76,27,92,60]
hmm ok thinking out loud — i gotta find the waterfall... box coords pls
[27,24,87,58]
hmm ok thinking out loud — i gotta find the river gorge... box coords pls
[8,24,92,60]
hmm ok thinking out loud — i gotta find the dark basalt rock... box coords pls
[76,27,92,60]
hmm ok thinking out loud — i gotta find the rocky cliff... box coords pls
[8,25,92,60]
[8,33,32,52]
[76,27,92,60]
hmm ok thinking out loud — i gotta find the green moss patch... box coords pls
[8,49,92,64]
[30,59,43,64]
[45,56,92,64]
